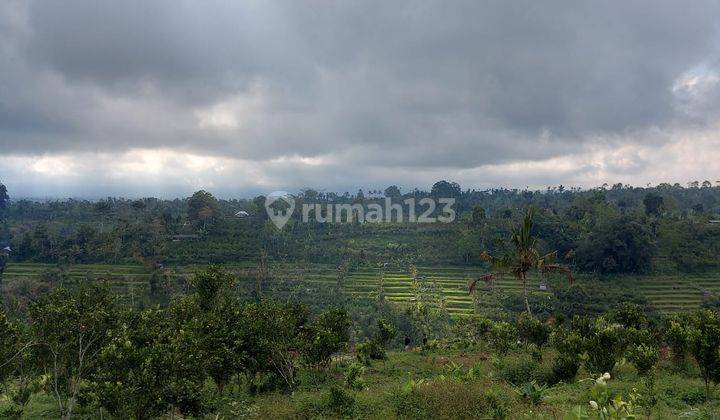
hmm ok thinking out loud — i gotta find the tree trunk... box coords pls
[522,273,531,315]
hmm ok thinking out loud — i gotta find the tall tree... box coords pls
[643,192,664,217]
[472,207,572,314]
[0,182,9,286]
[0,182,8,210]
[29,284,118,419]
[430,180,461,198]
[187,190,220,230]
[384,185,401,198]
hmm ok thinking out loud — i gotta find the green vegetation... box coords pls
[2,272,720,418]
[1,180,720,418]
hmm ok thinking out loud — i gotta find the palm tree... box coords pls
[469,207,572,315]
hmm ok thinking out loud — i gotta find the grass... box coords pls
[4,262,720,314]
[5,343,720,418]
[229,349,720,419]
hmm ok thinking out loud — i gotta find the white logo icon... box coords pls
[265,191,295,229]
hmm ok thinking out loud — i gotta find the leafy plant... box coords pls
[627,343,659,415]
[664,316,691,368]
[356,319,397,365]
[583,318,626,375]
[300,308,351,368]
[515,380,548,405]
[344,363,366,390]
[568,373,638,420]
[686,310,720,399]
[548,327,584,384]
[356,340,386,365]
[490,321,517,355]
[517,312,550,348]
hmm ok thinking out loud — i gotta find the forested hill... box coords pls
[1,181,719,274]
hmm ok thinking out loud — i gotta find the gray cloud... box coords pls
[2,0,720,196]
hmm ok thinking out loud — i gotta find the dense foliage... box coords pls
[2,181,719,274]
[1,180,720,417]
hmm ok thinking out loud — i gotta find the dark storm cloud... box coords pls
[2,0,720,192]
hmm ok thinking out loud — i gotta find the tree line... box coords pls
[1,181,719,273]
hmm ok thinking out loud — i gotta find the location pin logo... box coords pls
[265,191,295,229]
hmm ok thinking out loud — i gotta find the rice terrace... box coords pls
[5,262,720,315]
[4,1,720,419]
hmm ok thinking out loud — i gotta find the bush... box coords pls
[300,308,351,368]
[664,316,691,368]
[356,340,386,365]
[546,327,583,384]
[550,328,583,356]
[377,318,397,345]
[609,302,647,329]
[355,319,397,365]
[344,363,366,390]
[627,343,659,376]
[547,355,581,385]
[391,379,509,419]
[516,313,550,348]
[452,316,493,347]
[490,322,517,355]
[570,315,594,338]
[299,385,357,417]
[515,381,548,405]
[583,319,626,375]
[686,310,720,398]
[497,354,539,386]
[326,386,356,416]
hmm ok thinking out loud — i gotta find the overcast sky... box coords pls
[2,1,720,198]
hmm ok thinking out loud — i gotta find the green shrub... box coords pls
[300,308,351,368]
[453,316,494,347]
[627,343,660,414]
[490,322,517,355]
[547,355,581,385]
[515,380,548,405]
[570,315,594,338]
[686,309,720,398]
[497,354,539,386]
[679,388,706,405]
[583,319,626,375]
[516,313,550,348]
[356,340,386,365]
[664,316,691,368]
[344,363,366,390]
[377,318,397,345]
[627,343,659,376]
[609,302,647,329]
[327,386,356,416]
[550,328,583,356]
[391,379,509,419]
[356,318,398,364]
[298,385,357,418]
[546,327,583,384]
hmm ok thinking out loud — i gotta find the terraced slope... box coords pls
[2,262,153,304]
[630,272,720,312]
[4,262,719,314]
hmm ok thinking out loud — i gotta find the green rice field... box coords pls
[3,262,719,314]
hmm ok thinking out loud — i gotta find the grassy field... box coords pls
[5,347,720,419]
[4,262,719,314]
